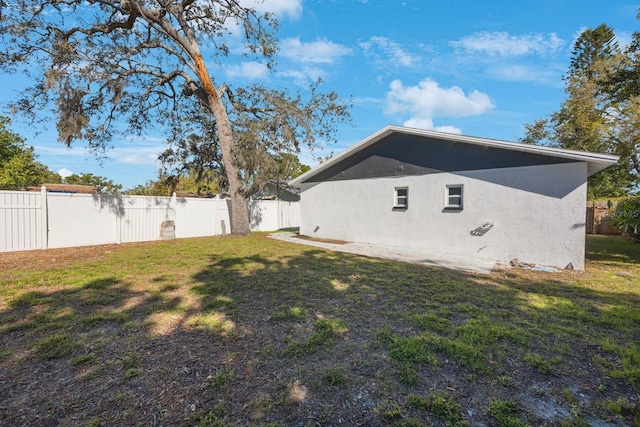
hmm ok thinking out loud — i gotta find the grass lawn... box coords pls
[0,233,639,426]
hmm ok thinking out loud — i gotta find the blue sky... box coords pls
[1,0,639,189]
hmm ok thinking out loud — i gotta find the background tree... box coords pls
[0,0,350,235]
[125,180,173,197]
[275,153,310,182]
[174,169,220,195]
[0,116,61,189]
[64,173,122,195]
[521,24,638,198]
[613,195,640,242]
[126,170,220,196]
[607,10,640,177]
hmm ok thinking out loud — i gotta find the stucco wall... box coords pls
[299,162,588,270]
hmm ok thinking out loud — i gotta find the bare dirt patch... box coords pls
[0,242,158,271]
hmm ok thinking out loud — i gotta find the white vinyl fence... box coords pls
[0,188,299,252]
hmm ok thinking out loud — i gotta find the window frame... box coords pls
[445,184,463,210]
[394,186,409,209]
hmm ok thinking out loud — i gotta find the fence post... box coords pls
[115,194,122,244]
[172,192,178,235]
[214,195,219,236]
[40,185,48,250]
[172,192,177,218]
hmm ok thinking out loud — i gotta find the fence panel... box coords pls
[217,199,231,235]
[175,197,218,238]
[249,200,279,231]
[279,201,300,230]
[120,195,175,243]
[47,193,118,248]
[585,200,621,235]
[0,190,43,251]
[1,191,299,252]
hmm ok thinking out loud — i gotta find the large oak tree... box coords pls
[0,0,349,234]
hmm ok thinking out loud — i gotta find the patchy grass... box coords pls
[406,391,467,426]
[284,317,349,356]
[31,333,80,360]
[207,369,235,391]
[0,234,639,426]
[320,366,349,387]
[486,398,528,427]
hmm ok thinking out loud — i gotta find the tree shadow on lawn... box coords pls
[0,237,638,426]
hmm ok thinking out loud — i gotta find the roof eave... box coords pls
[289,125,620,185]
[289,126,397,186]
[586,158,620,177]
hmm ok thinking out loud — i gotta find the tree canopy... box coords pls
[64,173,122,195]
[521,23,639,198]
[0,116,61,189]
[125,170,220,196]
[0,0,350,234]
[274,153,311,182]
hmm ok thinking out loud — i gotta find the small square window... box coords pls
[446,185,463,210]
[394,187,408,209]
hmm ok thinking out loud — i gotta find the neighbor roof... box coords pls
[290,125,620,186]
[27,184,97,194]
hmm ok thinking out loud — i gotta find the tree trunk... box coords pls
[217,114,252,236]
[193,53,251,236]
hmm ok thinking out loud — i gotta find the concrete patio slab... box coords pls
[269,232,497,274]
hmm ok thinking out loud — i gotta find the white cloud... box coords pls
[360,36,419,67]
[57,168,74,178]
[614,30,633,49]
[249,0,303,19]
[489,64,560,84]
[451,31,564,56]
[34,144,88,156]
[114,146,163,165]
[385,78,494,131]
[279,66,326,85]
[352,96,384,108]
[278,69,309,82]
[387,78,495,117]
[280,37,352,64]
[214,1,302,46]
[432,125,462,134]
[107,137,166,165]
[226,61,269,79]
[401,117,462,134]
[116,153,158,165]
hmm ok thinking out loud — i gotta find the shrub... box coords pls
[613,196,640,242]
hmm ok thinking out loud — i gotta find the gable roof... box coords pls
[290,125,620,186]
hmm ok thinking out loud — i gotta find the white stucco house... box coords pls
[289,126,619,271]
